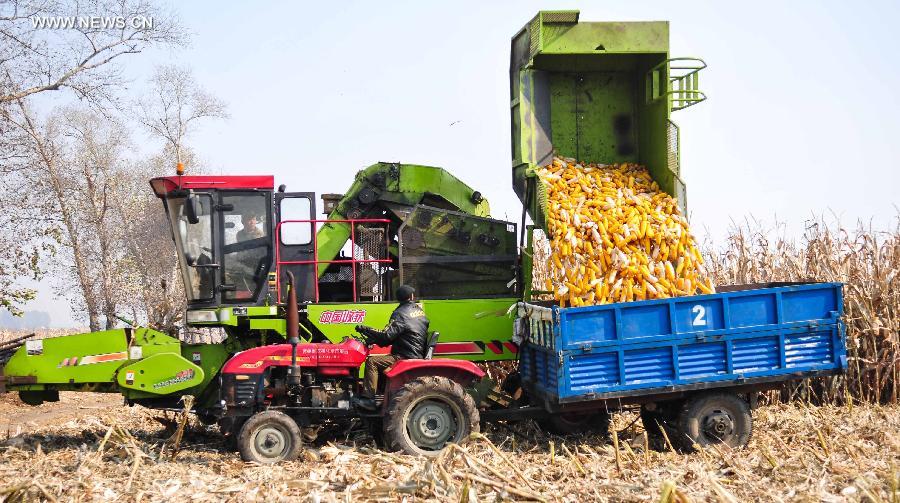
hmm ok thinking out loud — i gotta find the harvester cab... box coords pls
[151,175,279,308]
[149,163,521,352]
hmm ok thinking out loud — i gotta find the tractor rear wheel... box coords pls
[237,411,303,464]
[383,376,479,456]
[676,392,752,451]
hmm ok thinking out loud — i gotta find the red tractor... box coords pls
[216,275,484,463]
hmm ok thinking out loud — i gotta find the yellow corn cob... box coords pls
[536,156,715,307]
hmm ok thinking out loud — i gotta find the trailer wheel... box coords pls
[237,411,303,464]
[383,376,479,456]
[677,392,752,451]
[640,403,681,451]
[539,410,610,436]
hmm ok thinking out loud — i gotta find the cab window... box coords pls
[221,193,271,301]
[168,195,215,301]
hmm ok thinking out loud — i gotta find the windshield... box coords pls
[221,193,271,301]
[167,195,215,301]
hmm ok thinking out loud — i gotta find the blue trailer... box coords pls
[504,282,846,449]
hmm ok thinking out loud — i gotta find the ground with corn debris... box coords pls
[0,392,897,502]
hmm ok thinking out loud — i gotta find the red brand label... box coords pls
[319,310,366,324]
[153,368,195,389]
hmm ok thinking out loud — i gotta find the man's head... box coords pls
[241,211,264,238]
[396,285,415,303]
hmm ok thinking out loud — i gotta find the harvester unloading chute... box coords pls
[311,162,492,276]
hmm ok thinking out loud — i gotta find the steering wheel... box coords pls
[350,326,370,344]
[222,236,270,255]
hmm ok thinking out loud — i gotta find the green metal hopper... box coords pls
[510,10,706,229]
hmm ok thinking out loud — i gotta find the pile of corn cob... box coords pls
[536,156,714,307]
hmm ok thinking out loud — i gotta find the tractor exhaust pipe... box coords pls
[285,271,301,387]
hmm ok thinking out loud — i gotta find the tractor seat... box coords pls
[424,332,440,359]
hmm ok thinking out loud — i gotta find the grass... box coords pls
[701,214,899,404]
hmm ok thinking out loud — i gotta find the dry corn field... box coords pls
[702,215,900,405]
[0,329,88,341]
[536,157,714,307]
[0,392,896,502]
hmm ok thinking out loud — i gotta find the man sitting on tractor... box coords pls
[354,285,429,410]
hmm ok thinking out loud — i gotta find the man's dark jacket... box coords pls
[358,301,429,359]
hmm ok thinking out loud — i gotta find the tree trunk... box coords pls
[15,101,101,331]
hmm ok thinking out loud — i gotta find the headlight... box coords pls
[186,310,218,323]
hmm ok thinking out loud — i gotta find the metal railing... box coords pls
[646,57,708,111]
[274,218,392,303]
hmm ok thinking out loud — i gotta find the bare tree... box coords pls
[0,187,48,315]
[0,0,187,105]
[62,107,131,328]
[0,100,52,314]
[5,99,106,328]
[0,0,185,318]
[5,98,205,330]
[136,64,227,167]
[127,66,227,333]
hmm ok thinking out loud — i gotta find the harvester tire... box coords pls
[539,410,610,436]
[676,392,752,451]
[383,376,479,456]
[197,412,218,426]
[218,416,247,452]
[237,411,303,464]
[18,390,59,406]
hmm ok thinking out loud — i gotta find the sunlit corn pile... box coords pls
[536,156,714,306]
[1,392,898,501]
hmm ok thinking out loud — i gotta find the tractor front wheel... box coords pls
[383,376,479,456]
[237,411,303,464]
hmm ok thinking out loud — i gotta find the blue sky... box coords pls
[21,0,900,326]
